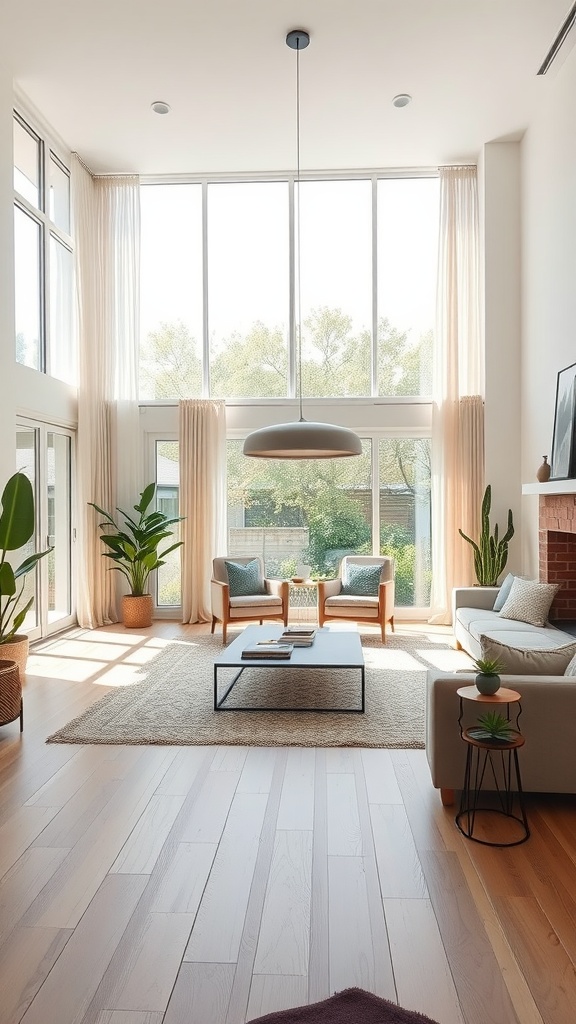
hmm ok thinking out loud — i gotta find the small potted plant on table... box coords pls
[471,656,503,695]
[90,483,184,628]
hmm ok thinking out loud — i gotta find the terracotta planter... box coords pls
[0,660,22,729]
[122,594,153,628]
[0,635,29,678]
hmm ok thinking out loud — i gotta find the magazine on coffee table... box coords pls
[241,642,293,660]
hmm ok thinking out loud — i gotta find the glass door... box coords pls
[16,421,75,639]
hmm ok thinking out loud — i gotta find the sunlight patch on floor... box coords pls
[417,648,474,671]
[26,655,110,682]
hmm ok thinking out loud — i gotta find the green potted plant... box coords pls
[89,483,184,628]
[459,484,514,586]
[0,472,52,674]
[471,656,503,695]
[468,710,516,743]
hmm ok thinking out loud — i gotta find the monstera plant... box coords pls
[0,472,51,673]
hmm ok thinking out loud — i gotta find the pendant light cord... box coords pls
[295,38,304,422]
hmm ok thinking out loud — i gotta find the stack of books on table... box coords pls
[279,625,318,647]
[241,642,293,660]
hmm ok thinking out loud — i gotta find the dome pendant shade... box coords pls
[243,420,363,459]
[243,28,362,461]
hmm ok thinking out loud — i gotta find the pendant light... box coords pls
[243,30,362,460]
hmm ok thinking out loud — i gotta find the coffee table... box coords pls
[213,624,365,713]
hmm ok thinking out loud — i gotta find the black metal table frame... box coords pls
[213,660,365,713]
[456,693,530,847]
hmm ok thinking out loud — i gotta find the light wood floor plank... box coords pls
[308,749,329,1005]
[370,803,428,898]
[246,976,308,1021]
[110,794,186,874]
[95,1012,163,1024]
[384,898,465,1024]
[327,855,376,994]
[179,768,241,843]
[154,746,214,795]
[253,830,313,976]
[225,749,288,1024]
[151,841,217,914]
[326,773,363,856]
[103,911,195,1012]
[20,874,148,1024]
[0,925,71,1023]
[361,748,403,804]
[237,747,278,794]
[163,963,236,1024]
[0,805,59,882]
[183,791,268,963]
[351,750,397,1001]
[0,845,69,948]
[276,747,315,831]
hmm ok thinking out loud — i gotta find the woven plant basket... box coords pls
[0,660,22,729]
[122,594,153,628]
[0,634,29,678]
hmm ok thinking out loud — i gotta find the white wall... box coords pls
[521,52,576,573]
[0,60,16,486]
[482,141,522,573]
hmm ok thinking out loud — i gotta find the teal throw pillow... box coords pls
[225,559,266,597]
[341,563,382,597]
[492,572,515,612]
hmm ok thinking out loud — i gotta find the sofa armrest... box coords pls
[379,579,395,618]
[266,578,290,612]
[211,579,229,619]
[452,586,499,617]
[318,578,341,603]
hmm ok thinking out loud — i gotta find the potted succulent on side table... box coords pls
[0,472,52,675]
[459,484,514,586]
[472,656,503,695]
[468,711,516,744]
[89,483,184,628]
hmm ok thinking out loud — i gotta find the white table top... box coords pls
[214,624,364,669]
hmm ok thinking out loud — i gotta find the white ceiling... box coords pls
[5,0,572,175]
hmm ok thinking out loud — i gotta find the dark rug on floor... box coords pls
[248,987,440,1024]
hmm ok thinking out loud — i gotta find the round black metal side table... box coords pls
[455,685,530,847]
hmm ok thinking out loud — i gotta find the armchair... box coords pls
[317,555,395,643]
[210,556,289,645]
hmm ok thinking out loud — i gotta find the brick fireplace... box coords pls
[539,493,576,620]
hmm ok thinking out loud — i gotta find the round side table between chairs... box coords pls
[0,660,23,732]
[455,685,529,847]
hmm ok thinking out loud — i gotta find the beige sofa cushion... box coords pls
[480,634,576,675]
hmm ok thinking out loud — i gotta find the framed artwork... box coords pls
[550,362,576,479]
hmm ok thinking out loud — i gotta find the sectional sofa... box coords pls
[426,585,576,803]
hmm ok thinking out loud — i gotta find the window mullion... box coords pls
[288,176,296,400]
[202,178,210,397]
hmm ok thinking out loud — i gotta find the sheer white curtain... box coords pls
[429,166,484,625]
[179,400,227,623]
[72,156,140,627]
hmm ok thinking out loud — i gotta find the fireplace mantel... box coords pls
[522,480,576,495]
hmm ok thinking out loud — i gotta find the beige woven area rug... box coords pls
[47,630,467,749]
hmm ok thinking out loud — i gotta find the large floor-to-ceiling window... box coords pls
[140,174,438,613]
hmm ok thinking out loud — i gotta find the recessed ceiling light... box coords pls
[392,94,412,108]
[151,101,170,115]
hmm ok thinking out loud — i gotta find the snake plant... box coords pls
[459,485,514,587]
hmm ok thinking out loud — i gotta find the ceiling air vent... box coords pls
[538,1,576,74]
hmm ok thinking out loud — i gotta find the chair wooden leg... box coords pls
[454,639,462,651]
[389,616,395,633]
[222,622,227,645]
[440,788,455,806]
[380,621,386,643]
[210,617,216,634]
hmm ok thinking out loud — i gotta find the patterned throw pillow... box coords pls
[341,563,382,597]
[480,634,576,675]
[498,576,560,627]
[225,559,266,598]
